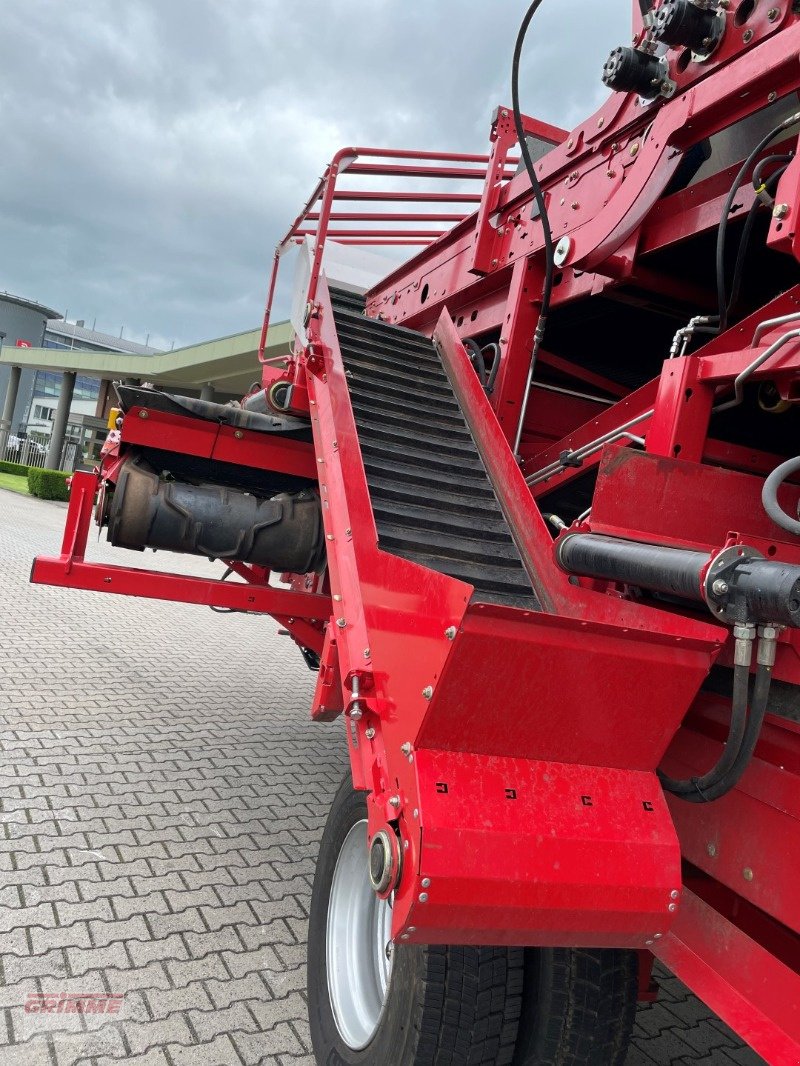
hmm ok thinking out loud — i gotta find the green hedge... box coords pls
[28,468,71,501]
[0,460,29,477]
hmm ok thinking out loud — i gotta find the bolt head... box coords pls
[421,877,431,889]
[138,410,149,419]
[743,867,754,882]
[774,203,790,220]
[422,686,433,700]
[419,892,428,903]
[389,795,401,809]
[444,626,457,640]
[234,430,244,440]
[707,842,717,857]
[363,647,371,658]
[365,727,375,740]
[668,902,677,912]
[336,618,347,628]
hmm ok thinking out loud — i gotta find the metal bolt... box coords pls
[421,878,431,888]
[365,727,375,740]
[422,686,433,700]
[333,594,342,602]
[349,705,362,721]
[571,201,580,211]
[497,226,505,236]
[654,933,663,939]
[138,410,149,419]
[668,903,677,912]
[401,742,412,757]
[670,889,680,900]
[385,942,393,959]
[645,939,654,946]
[630,143,640,157]
[768,7,779,21]
[389,795,401,809]
[419,892,428,903]
[363,647,371,658]
[743,28,754,42]
[712,579,729,596]
[707,842,717,857]
[400,933,409,940]
[597,116,605,128]
[768,91,777,103]
[554,236,573,266]
[743,867,754,881]
[408,926,416,933]
[774,203,790,220]
[501,109,509,118]
[234,430,244,440]
[444,626,457,640]
[345,527,351,536]
[336,618,347,628]
[326,533,334,541]
[413,808,419,819]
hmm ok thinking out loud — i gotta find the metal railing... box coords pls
[257,146,519,361]
[3,435,48,469]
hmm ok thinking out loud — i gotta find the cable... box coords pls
[670,662,773,803]
[752,152,794,196]
[511,0,556,456]
[716,112,800,334]
[762,455,800,536]
[658,660,750,799]
[726,161,790,315]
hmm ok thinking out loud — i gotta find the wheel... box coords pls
[512,946,639,1066]
[308,776,524,1065]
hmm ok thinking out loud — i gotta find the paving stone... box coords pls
[0,490,767,1066]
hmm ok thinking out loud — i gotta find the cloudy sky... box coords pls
[1,1,631,350]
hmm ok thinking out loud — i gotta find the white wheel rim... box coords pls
[326,819,394,1049]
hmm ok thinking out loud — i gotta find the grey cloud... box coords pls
[0,1,630,349]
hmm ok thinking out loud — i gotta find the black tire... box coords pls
[512,946,639,1066]
[308,776,524,1066]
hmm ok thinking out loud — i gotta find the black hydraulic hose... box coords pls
[717,113,800,334]
[464,338,489,388]
[657,661,750,798]
[676,663,773,804]
[762,455,800,536]
[511,0,556,452]
[752,152,794,194]
[727,163,790,314]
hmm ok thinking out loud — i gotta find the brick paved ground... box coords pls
[0,490,764,1065]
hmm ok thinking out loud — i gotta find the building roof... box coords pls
[0,291,61,319]
[46,320,163,356]
[0,321,295,398]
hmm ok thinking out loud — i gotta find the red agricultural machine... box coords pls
[33,1,800,1062]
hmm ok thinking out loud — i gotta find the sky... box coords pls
[0,1,631,350]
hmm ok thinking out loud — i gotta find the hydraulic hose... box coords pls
[511,0,556,455]
[717,111,800,333]
[658,627,753,800]
[762,455,800,536]
[660,627,777,804]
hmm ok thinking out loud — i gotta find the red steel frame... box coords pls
[31,3,800,1060]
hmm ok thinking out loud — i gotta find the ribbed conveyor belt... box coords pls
[331,292,539,610]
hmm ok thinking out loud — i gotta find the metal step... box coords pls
[331,293,539,610]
